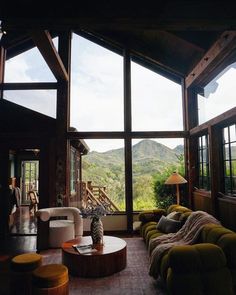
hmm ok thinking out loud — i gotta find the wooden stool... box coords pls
[10,253,42,295]
[32,264,69,295]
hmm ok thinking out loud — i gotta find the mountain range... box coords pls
[82,139,184,210]
[83,139,183,176]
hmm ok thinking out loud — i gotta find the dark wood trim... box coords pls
[208,125,222,216]
[186,31,236,88]
[0,46,6,99]
[190,107,236,136]
[0,146,11,236]
[4,14,236,31]
[124,137,133,233]
[3,82,58,90]
[55,31,72,205]
[124,49,133,233]
[67,131,188,140]
[124,49,131,133]
[31,30,69,81]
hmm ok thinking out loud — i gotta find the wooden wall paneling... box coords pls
[0,144,10,236]
[193,190,213,214]
[218,197,236,231]
[124,49,133,233]
[55,31,71,206]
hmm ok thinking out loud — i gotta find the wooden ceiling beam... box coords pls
[31,30,69,81]
[3,17,236,31]
[186,31,236,88]
[162,31,205,53]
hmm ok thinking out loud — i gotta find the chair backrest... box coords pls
[36,207,83,237]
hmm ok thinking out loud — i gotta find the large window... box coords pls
[197,135,210,190]
[82,139,125,211]
[131,61,183,131]
[3,90,57,118]
[132,138,184,210]
[70,34,123,131]
[70,34,185,214]
[198,62,236,125]
[223,124,236,196]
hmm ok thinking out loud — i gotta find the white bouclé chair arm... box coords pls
[36,207,83,237]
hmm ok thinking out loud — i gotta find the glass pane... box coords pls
[231,142,236,160]
[198,149,202,162]
[225,161,231,177]
[223,127,229,143]
[198,137,202,146]
[230,124,236,142]
[203,176,208,188]
[199,164,203,177]
[202,135,206,148]
[233,177,236,195]
[131,61,183,131]
[232,160,236,176]
[224,144,230,160]
[82,139,125,211]
[202,149,207,162]
[133,138,185,210]
[3,90,57,118]
[224,177,231,194]
[198,62,236,124]
[5,46,56,82]
[70,34,123,131]
[203,163,208,176]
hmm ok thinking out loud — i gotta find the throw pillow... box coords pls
[156,215,182,234]
[166,211,182,221]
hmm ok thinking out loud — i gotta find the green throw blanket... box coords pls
[149,211,220,278]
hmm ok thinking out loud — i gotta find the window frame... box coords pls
[222,123,236,196]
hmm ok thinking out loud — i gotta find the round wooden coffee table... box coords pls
[61,235,127,278]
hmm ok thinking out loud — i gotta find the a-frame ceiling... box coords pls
[1,1,236,79]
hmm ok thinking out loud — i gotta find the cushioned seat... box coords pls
[138,204,236,294]
[36,207,83,250]
[49,220,74,248]
[32,264,69,295]
[10,253,42,295]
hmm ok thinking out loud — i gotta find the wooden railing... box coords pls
[79,181,119,212]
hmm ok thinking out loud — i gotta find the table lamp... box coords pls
[165,172,187,205]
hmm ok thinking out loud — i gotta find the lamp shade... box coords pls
[165,172,187,185]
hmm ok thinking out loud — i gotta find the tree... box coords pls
[152,154,186,209]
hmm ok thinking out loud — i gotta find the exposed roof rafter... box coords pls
[31,30,69,81]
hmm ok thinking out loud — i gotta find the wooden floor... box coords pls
[0,207,167,295]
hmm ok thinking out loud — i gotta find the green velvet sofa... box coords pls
[139,205,236,295]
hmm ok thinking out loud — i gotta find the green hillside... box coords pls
[82,139,184,210]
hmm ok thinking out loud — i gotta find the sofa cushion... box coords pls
[166,211,182,221]
[157,216,182,234]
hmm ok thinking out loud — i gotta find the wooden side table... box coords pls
[62,235,127,278]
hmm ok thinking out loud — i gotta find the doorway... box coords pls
[21,160,39,205]
[9,149,40,235]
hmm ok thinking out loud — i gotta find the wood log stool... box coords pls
[10,253,42,295]
[32,264,69,295]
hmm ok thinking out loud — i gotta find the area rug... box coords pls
[42,237,167,295]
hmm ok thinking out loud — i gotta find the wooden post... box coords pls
[0,46,5,99]
[124,48,133,233]
[184,86,198,208]
[55,31,71,207]
[208,125,222,217]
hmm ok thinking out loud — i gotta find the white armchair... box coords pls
[36,207,83,250]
